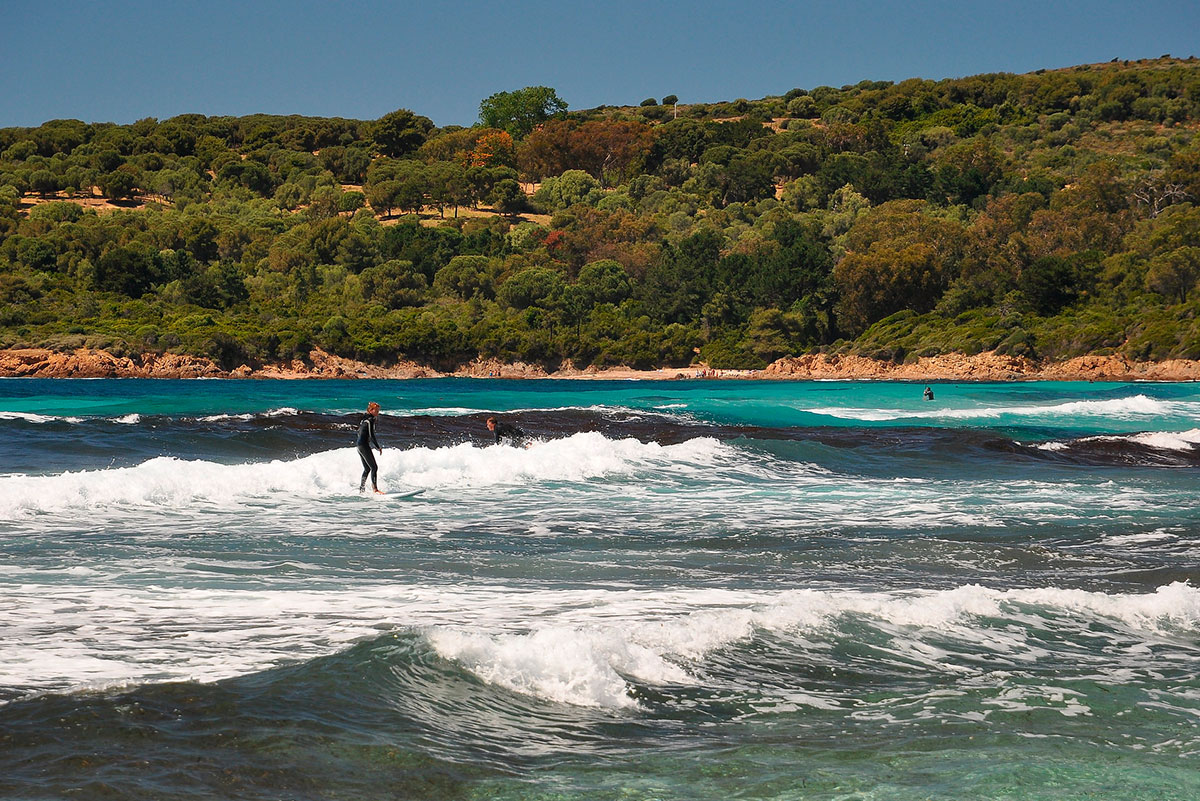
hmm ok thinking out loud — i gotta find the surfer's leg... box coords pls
[364,447,379,491]
[358,446,373,491]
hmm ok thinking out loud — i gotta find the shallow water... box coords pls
[1,378,1198,800]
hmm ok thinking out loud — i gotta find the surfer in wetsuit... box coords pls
[357,401,383,493]
[486,416,528,447]
[923,386,935,401]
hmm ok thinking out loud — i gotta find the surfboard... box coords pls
[381,488,425,500]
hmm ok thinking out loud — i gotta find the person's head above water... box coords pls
[367,401,380,415]
[486,416,496,430]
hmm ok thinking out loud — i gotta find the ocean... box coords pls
[1,377,1197,800]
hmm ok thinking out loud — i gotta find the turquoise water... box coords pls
[1,378,1198,800]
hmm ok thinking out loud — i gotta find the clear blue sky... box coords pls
[3,0,1198,129]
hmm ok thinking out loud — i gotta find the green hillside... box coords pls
[2,58,1200,369]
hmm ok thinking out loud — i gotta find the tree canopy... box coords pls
[479,86,568,139]
[3,59,1200,370]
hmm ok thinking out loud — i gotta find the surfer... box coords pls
[486,416,528,447]
[923,386,935,401]
[357,401,383,493]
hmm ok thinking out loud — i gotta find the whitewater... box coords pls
[1,378,1198,801]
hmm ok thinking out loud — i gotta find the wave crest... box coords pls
[0,432,729,516]
[4,582,1197,707]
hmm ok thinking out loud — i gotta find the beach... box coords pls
[4,346,1200,381]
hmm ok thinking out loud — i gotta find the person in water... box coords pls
[357,401,383,493]
[486,416,527,447]
[923,386,935,401]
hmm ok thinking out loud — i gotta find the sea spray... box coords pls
[3,378,1200,800]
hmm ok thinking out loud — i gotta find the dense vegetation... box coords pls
[2,60,1200,370]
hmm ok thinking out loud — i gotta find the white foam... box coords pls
[1037,429,1200,453]
[0,411,82,423]
[1097,429,1200,451]
[809,395,1189,423]
[113,413,140,424]
[1100,529,1179,546]
[4,582,1196,708]
[0,433,731,516]
[427,626,691,708]
[197,407,302,422]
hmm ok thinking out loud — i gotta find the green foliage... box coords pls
[4,59,1200,369]
[576,259,631,306]
[434,255,494,300]
[372,109,434,158]
[1146,246,1200,303]
[489,178,526,217]
[479,86,568,139]
[497,267,563,310]
[533,170,600,211]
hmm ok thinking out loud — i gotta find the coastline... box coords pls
[2,346,1200,382]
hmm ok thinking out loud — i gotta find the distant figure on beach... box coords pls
[487,416,528,447]
[923,386,935,401]
[357,401,383,493]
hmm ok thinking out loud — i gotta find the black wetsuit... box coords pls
[357,413,380,491]
[492,421,527,446]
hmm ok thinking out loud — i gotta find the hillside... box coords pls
[2,58,1199,372]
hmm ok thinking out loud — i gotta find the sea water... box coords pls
[0,378,1197,800]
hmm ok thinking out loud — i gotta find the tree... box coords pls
[497,267,564,309]
[1019,252,1099,314]
[576,259,631,306]
[533,170,600,211]
[478,86,568,139]
[1147,246,1200,303]
[338,191,366,213]
[1132,173,1190,219]
[320,145,371,183]
[366,180,401,218]
[434,255,493,299]
[740,218,833,307]
[361,259,427,308]
[833,200,966,335]
[519,120,654,186]
[468,130,517,168]
[639,229,724,324]
[386,163,427,218]
[216,159,274,195]
[372,109,434,158]
[426,161,468,217]
[395,178,426,219]
[98,167,139,201]
[30,169,59,197]
[96,245,160,296]
[485,179,521,218]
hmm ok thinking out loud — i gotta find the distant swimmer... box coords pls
[486,416,528,447]
[357,401,384,493]
[923,386,935,401]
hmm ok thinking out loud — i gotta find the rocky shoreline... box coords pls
[2,346,1200,382]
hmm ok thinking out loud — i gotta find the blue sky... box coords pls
[3,0,1198,128]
